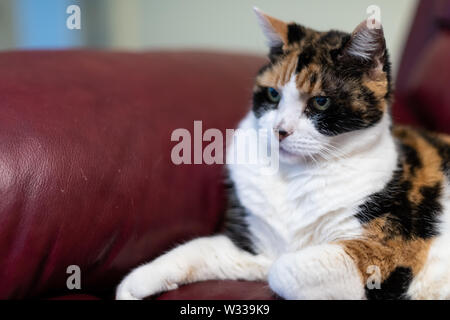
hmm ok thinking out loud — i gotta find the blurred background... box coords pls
[0,0,418,73]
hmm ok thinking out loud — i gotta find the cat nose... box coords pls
[275,128,292,141]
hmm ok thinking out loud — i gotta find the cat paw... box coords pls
[115,284,140,300]
[115,263,178,300]
[267,253,300,299]
[268,245,365,300]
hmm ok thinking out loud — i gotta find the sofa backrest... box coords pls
[392,0,450,134]
[0,50,265,298]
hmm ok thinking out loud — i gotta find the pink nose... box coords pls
[276,128,292,141]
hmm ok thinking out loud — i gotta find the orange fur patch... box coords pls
[340,217,433,284]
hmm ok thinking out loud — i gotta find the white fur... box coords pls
[407,179,450,299]
[116,235,271,300]
[268,244,365,299]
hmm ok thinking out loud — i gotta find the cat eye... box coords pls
[312,96,330,111]
[267,87,281,103]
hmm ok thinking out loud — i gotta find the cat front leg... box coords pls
[268,243,365,300]
[116,234,271,300]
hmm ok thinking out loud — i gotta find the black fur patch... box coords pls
[223,171,255,254]
[304,90,383,137]
[296,46,315,73]
[287,24,305,44]
[383,50,393,101]
[269,46,284,63]
[256,63,271,76]
[401,143,422,172]
[301,63,384,136]
[355,142,442,239]
[337,42,388,80]
[360,85,380,112]
[419,131,450,178]
[328,34,351,62]
[366,267,413,300]
[319,30,345,46]
[415,184,443,238]
[252,87,279,118]
[309,72,317,87]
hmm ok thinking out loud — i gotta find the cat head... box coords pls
[252,8,392,165]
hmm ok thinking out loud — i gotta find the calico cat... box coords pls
[116,9,450,300]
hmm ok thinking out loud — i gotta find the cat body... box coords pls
[116,9,450,300]
[227,111,450,299]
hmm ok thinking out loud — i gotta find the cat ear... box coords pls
[253,7,288,48]
[343,19,386,65]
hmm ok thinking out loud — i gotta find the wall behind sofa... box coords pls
[100,0,418,73]
[2,0,418,74]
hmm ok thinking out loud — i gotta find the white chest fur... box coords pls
[227,112,398,258]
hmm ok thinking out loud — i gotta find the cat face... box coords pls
[252,9,392,164]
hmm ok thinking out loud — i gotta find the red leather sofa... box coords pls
[0,0,448,299]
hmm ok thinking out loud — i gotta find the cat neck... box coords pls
[277,113,397,178]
